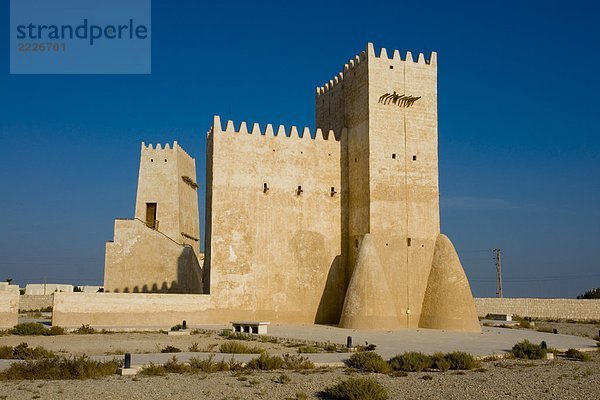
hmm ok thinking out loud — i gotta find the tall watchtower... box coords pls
[316,43,440,328]
[135,142,201,257]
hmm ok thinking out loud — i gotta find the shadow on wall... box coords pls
[315,255,346,324]
[112,246,203,294]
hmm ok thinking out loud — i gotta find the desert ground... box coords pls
[0,321,598,399]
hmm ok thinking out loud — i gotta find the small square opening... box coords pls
[407,238,412,247]
[392,154,396,159]
[389,65,394,69]
[412,155,417,161]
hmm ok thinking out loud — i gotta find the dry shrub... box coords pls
[219,341,262,354]
[0,356,119,380]
[347,351,391,373]
[389,352,432,372]
[324,377,388,400]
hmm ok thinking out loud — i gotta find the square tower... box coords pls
[316,43,439,327]
[135,142,201,256]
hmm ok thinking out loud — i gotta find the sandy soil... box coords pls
[0,331,300,356]
[1,352,598,400]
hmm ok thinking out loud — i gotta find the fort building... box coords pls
[104,142,203,294]
[100,43,479,332]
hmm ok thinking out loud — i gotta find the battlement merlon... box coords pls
[140,141,195,161]
[316,42,437,96]
[210,115,343,142]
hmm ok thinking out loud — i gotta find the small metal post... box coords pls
[346,336,353,349]
[553,328,558,334]
[124,353,131,369]
[541,341,547,350]
[182,320,187,330]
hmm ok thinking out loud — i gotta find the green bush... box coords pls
[389,352,432,372]
[564,349,591,361]
[346,351,390,373]
[0,345,13,359]
[445,352,480,370]
[11,343,54,360]
[10,323,48,336]
[219,341,262,354]
[188,342,200,352]
[74,324,95,335]
[246,353,283,370]
[432,353,451,372]
[281,354,314,370]
[0,356,120,380]
[512,340,547,360]
[160,345,181,353]
[324,377,388,400]
[48,326,65,335]
[170,324,182,332]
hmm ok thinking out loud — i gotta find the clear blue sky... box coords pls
[1,0,598,298]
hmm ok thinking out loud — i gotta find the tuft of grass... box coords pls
[74,324,95,335]
[188,342,200,352]
[160,345,181,353]
[11,343,54,360]
[140,362,166,376]
[354,343,377,352]
[219,341,263,354]
[220,330,254,341]
[389,352,432,372]
[432,353,451,372]
[444,352,480,370]
[188,354,240,373]
[0,345,14,359]
[9,323,64,336]
[297,345,320,354]
[163,356,191,373]
[421,374,434,380]
[0,356,120,380]
[512,340,547,360]
[518,320,532,329]
[564,349,591,362]
[170,324,182,332]
[246,353,283,370]
[281,354,314,370]
[347,351,391,373]
[324,377,388,400]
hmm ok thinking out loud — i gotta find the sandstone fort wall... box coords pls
[205,117,346,324]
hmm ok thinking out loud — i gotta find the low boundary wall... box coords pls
[19,295,53,311]
[475,298,600,321]
[52,292,313,328]
[52,294,600,329]
[0,292,19,329]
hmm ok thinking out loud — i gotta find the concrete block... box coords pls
[167,330,191,336]
[117,367,138,376]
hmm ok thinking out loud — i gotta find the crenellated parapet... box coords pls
[316,42,437,97]
[210,115,341,142]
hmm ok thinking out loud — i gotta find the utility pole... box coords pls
[493,248,503,298]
